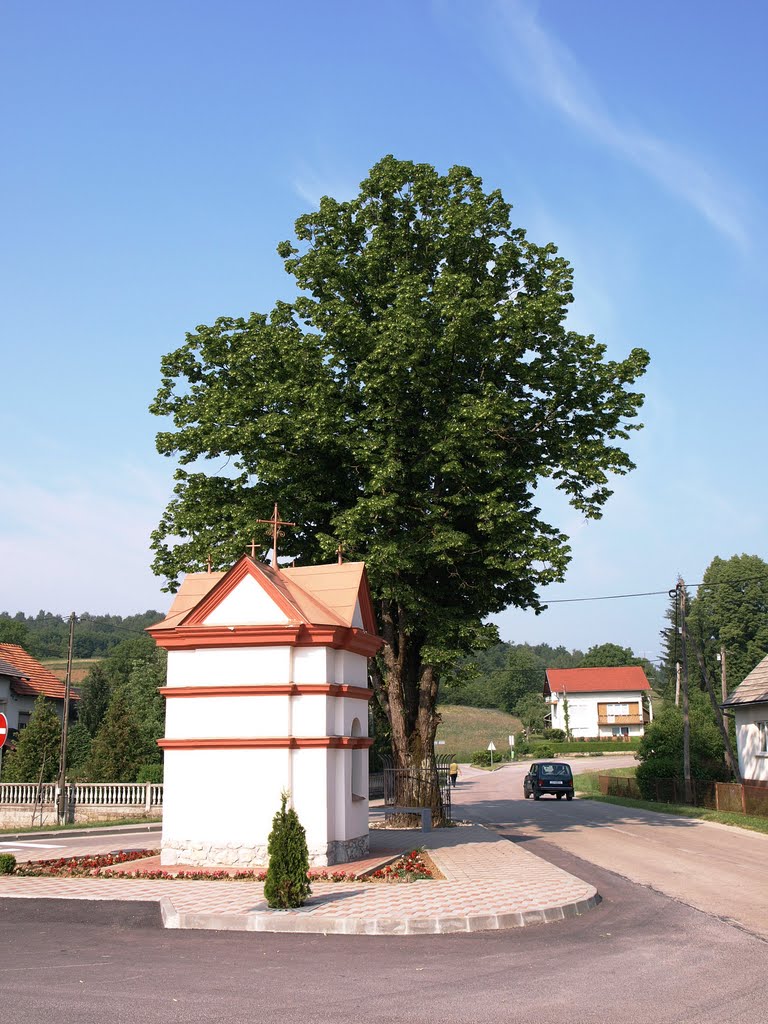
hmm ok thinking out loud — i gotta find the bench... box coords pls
[383,805,432,831]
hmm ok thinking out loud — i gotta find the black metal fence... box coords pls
[379,753,453,822]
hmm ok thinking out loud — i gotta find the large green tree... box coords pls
[150,156,649,778]
[1,696,61,783]
[688,554,768,691]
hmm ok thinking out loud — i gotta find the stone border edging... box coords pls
[160,892,601,935]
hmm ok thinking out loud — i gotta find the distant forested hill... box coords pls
[0,610,164,659]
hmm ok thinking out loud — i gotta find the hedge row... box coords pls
[548,740,641,754]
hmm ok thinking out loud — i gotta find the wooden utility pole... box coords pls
[720,646,727,702]
[56,612,75,824]
[675,661,681,707]
[678,581,693,804]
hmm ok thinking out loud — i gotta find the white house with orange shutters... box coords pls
[148,554,383,868]
[544,666,653,740]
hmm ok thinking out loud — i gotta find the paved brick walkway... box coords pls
[0,823,598,935]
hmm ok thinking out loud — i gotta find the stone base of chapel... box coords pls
[161,833,370,869]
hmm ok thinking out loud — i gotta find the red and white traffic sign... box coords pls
[0,712,8,748]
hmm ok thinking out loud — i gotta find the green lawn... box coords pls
[435,705,521,762]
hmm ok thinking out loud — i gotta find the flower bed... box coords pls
[10,848,436,882]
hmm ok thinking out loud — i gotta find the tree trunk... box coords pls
[370,599,445,822]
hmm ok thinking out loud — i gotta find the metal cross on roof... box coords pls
[254,503,296,569]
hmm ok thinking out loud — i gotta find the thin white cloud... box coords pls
[0,467,170,615]
[485,0,750,250]
[292,164,360,210]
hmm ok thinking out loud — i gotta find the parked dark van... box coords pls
[523,761,574,801]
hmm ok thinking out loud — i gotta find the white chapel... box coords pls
[148,553,383,867]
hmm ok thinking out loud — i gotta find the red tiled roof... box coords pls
[545,666,651,694]
[0,644,80,701]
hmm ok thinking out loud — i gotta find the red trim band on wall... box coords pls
[158,684,373,700]
[157,736,374,750]
[148,623,383,657]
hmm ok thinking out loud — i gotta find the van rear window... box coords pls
[537,763,572,779]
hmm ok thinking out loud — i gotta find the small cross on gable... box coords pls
[253,503,296,569]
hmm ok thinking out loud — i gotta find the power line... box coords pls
[542,575,768,605]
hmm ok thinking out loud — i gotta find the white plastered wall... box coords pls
[735,704,768,782]
[161,642,370,864]
[549,691,647,738]
[202,575,290,625]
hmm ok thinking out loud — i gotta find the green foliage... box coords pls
[136,763,163,784]
[635,701,729,798]
[512,732,530,757]
[530,743,555,758]
[66,722,92,779]
[264,792,311,909]
[87,691,150,782]
[78,664,112,736]
[0,611,163,659]
[470,750,495,766]
[687,554,768,692]
[0,854,16,874]
[1,696,61,782]
[514,693,547,736]
[0,617,29,647]
[149,155,648,768]
[543,728,566,741]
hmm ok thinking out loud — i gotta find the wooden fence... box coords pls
[598,774,768,818]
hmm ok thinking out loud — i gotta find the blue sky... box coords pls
[1,0,766,663]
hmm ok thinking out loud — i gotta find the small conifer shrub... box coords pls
[0,854,17,875]
[264,791,311,909]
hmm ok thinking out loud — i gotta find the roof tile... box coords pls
[546,666,651,694]
[0,644,79,700]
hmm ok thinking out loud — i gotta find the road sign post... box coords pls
[0,712,8,777]
[487,740,496,769]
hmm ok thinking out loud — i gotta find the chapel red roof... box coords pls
[0,644,80,700]
[545,666,651,694]
[151,556,378,636]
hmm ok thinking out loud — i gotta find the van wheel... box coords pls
[566,793,573,800]
[533,792,540,800]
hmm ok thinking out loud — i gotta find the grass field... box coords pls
[574,765,636,794]
[40,658,101,684]
[435,705,521,761]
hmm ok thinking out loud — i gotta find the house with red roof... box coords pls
[545,666,653,740]
[0,643,79,738]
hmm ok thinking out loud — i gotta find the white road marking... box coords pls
[0,841,63,850]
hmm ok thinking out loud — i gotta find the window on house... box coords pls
[758,721,768,754]
[608,704,630,716]
[17,712,30,730]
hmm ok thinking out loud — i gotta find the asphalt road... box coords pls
[1,849,765,1024]
[456,758,768,940]
[2,758,767,1023]
[0,824,161,862]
